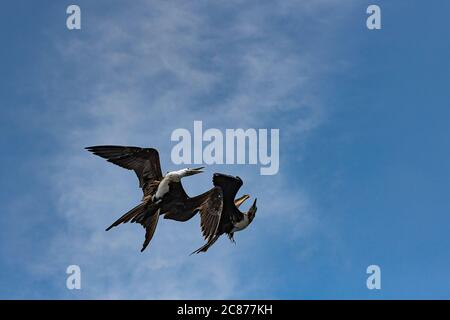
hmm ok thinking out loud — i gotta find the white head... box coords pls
[165,167,205,181]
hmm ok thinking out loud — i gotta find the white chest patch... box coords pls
[155,177,171,200]
[154,172,182,201]
[231,215,250,233]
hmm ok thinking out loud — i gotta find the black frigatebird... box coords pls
[85,145,206,252]
[191,173,257,254]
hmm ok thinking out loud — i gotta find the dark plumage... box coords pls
[86,145,206,252]
[85,146,257,254]
[191,173,257,254]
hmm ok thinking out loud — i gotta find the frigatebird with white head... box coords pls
[85,145,206,251]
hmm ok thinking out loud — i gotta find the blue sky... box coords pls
[1,0,450,299]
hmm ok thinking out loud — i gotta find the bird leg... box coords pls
[228,233,236,244]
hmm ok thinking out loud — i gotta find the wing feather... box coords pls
[85,145,163,195]
[212,173,243,201]
[190,235,220,255]
[198,187,223,241]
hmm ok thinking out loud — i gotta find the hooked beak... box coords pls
[185,166,205,176]
[235,194,250,208]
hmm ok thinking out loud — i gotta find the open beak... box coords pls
[186,167,205,176]
[234,194,250,208]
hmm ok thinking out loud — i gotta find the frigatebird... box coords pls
[191,173,257,254]
[85,145,206,252]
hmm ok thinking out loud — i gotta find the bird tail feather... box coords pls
[105,201,158,231]
[190,235,220,255]
[140,209,160,252]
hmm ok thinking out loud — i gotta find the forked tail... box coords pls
[105,201,158,231]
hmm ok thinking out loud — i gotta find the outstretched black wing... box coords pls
[198,187,223,241]
[212,173,243,222]
[85,145,163,196]
[191,191,250,255]
[190,187,223,254]
[212,173,242,201]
